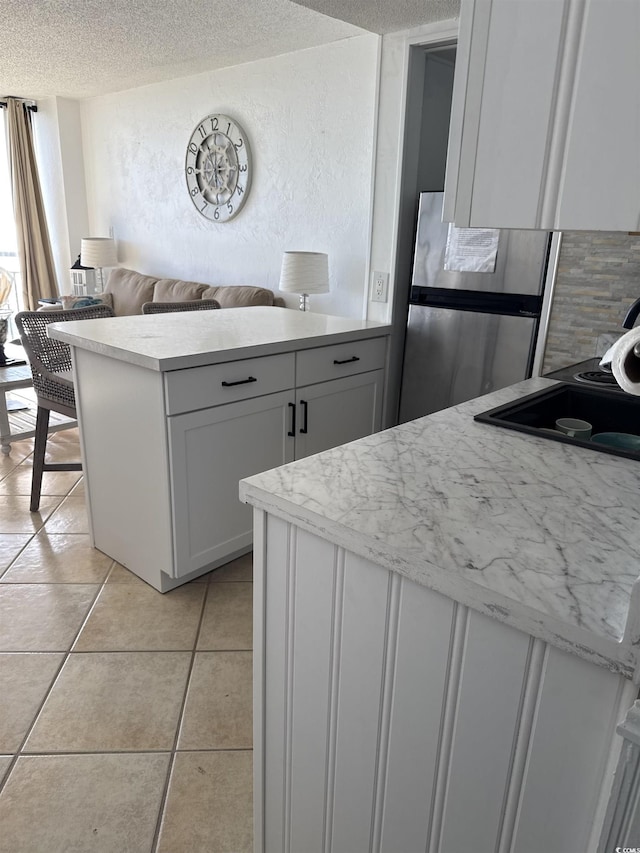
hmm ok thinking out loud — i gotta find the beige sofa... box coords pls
[104,267,285,316]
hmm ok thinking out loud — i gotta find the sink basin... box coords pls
[474,382,640,461]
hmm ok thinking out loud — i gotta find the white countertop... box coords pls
[240,377,640,678]
[48,306,391,371]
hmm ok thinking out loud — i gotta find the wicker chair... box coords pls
[141,299,221,314]
[15,304,115,512]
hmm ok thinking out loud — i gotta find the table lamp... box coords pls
[80,237,117,293]
[279,251,329,311]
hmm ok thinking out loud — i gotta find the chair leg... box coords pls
[31,406,50,512]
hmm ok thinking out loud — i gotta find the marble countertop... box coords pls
[48,307,391,371]
[240,377,640,679]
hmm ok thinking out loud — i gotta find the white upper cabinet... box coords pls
[443,0,640,231]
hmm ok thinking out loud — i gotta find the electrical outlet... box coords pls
[371,270,389,303]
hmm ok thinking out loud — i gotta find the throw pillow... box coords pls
[59,293,114,311]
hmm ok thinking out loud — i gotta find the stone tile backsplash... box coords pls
[542,231,640,373]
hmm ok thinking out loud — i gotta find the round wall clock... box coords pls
[185,113,251,222]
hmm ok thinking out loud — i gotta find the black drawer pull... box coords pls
[288,402,296,437]
[333,356,360,365]
[221,376,257,387]
[300,400,308,434]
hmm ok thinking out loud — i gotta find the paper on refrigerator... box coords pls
[444,224,500,273]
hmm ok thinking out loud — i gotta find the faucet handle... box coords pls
[622,297,640,329]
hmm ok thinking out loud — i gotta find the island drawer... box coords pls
[296,336,387,387]
[164,352,295,414]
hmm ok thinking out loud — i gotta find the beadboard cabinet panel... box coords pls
[260,514,289,853]
[438,612,532,853]
[254,514,636,853]
[287,530,337,853]
[378,579,455,853]
[512,646,633,853]
[329,551,392,853]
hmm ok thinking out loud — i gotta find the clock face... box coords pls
[185,114,251,222]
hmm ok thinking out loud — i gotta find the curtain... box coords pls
[5,98,57,309]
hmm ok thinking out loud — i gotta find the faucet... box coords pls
[623,297,640,329]
[599,297,640,368]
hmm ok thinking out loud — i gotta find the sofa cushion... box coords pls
[201,284,274,308]
[105,268,157,315]
[152,279,208,303]
[105,268,280,315]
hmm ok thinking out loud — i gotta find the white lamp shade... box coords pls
[279,251,329,295]
[80,237,117,268]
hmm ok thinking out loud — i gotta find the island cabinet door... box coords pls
[167,390,294,577]
[293,369,384,460]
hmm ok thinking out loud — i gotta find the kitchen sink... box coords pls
[475,382,640,461]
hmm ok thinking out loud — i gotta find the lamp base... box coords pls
[298,294,309,312]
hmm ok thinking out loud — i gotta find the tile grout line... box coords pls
[150,575,212,853]
[0,450,56,781]
[1,443,254,848]
[16,746,251,756]
[0,532,36,581]
[0,446,38,580]
[0,443,76,577]
[0,555,114,796]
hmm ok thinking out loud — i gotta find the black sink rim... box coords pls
[474,382,640,462]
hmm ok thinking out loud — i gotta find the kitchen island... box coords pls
[49,306,390,591]
[240,376,640,853]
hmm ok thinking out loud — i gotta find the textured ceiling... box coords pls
[292,0,460,34]
[0,0,460,101]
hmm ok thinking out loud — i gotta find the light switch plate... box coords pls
[371,270,389,303]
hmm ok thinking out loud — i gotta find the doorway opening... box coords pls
[386,41,457,424]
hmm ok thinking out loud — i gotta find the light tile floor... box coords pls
[0,428,253,852]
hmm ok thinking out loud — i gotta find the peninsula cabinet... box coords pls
[239,375,640,853]
[49,307,390,592]
[443,0,640,231]
[248,517,637,853]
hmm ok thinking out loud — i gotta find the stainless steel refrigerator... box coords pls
[398,192,550,423]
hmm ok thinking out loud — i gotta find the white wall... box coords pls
[80,35,379,318]
[56,99,91,271]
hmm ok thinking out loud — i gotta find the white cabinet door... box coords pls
[557,0,640,230]
[168,390,295,576]
[444,0,640,231]
[294,370,384,460]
